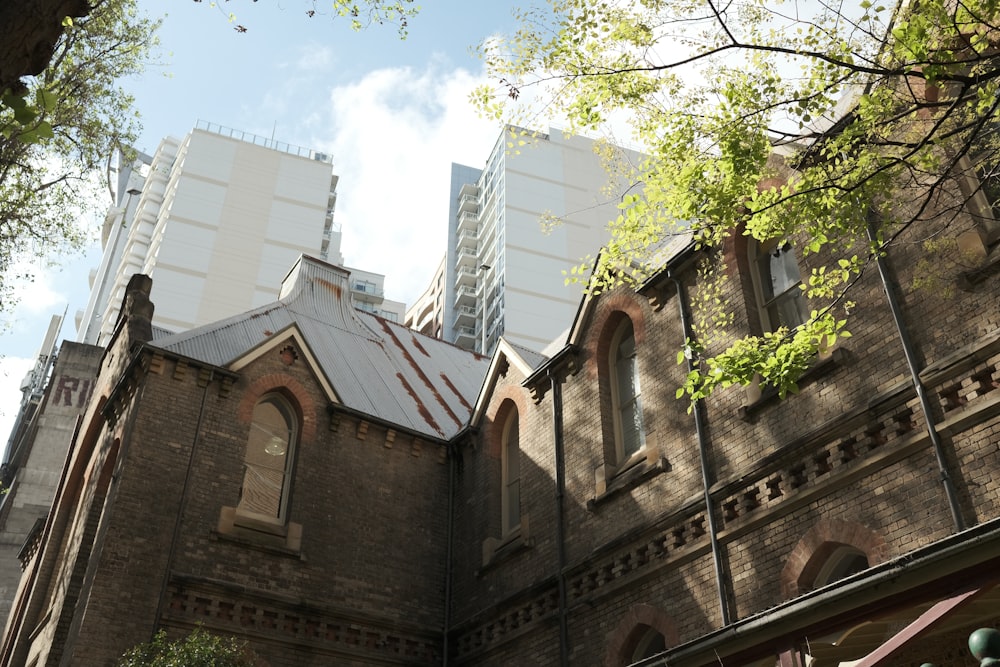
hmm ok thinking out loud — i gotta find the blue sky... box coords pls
[1,0,528,442]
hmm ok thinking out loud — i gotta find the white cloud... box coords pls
[311,63,505,305]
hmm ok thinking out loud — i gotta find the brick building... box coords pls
[3,186,1000,664]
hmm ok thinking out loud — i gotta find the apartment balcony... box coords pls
[455,267,478,288]
[454,285,477,307]
[453,305,476,327]
[458,193,479,214]
[459,182,479,198]
[456,229,478,250]
[352,280,384,304]
[457,211,479,234]
[454,247,478,270]
[454,325,476,346]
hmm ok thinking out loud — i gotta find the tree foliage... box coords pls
[195,0,419,36]
[0,0,157,312]
[118,628,259,667]
[476,0,1000,400]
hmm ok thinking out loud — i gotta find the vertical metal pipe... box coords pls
[668,275,732,626]
[442,440,456,667]
[866,222,966,532]
[549,369,570,666]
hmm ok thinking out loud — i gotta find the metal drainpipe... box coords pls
[548,368,571,667]
[866,221,966,532]
[442,439,456,667]
[152,370,214,634]
[668,275,732,626]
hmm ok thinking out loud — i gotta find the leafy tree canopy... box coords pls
[118,627,259,667]
[0,0,158,313]
[476,0,1000,400]
[195,0,419,36]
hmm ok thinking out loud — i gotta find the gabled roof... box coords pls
[152,255,489,441]
[470,338,550,427]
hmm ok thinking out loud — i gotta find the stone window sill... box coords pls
[479,515,532,574]
[738,346,847,421]
[588,449,670,510]
[216,505,303,555]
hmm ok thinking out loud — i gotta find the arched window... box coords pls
[629,626,667,662]
[749,238,808,331]
[240,394,297,520]
[501,408,521,535]
[611,318,644,463]
[812,545,869,588]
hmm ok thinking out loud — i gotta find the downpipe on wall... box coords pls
[866,218,966,532]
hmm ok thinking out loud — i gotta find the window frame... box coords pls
[501,407,521,537]
[238,393,299,524]
[748,238,809,332]
[610,317,645,467]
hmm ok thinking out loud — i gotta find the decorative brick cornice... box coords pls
[163,577,440,664]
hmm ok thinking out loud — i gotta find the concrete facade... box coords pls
[77,122,344,346]
[442,129,641,355]
[0,342,102,632]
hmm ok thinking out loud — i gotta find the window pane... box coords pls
[768,291,808,329]
[241,398,293,518]
[503,410,520,533]
[615,322,644,459]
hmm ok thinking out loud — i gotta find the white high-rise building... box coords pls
[443,127,641,354]
[77,122,402,344]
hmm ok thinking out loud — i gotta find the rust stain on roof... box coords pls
[263,330,273,337]
[315,277,342,298]
[378,319,463,428]
[440,372,473,411]
[396,372,443,436]
[411,335,430,358]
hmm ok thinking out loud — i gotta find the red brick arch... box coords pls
[585,293,647,380]
[780,518,889,599]
[483,384,530,460]
[604,603,680,667]
[237,373,317,444]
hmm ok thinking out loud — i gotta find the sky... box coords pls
[0,0,529,446]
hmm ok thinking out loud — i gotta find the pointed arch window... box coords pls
[750,239,808,331]
[611,318,645,463]
[501,408,521,536]
[239,394,297,521]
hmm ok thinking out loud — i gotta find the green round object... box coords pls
[969,628,1000,661]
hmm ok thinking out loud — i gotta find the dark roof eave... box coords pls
[522,343,580,388]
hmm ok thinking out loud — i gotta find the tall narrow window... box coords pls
[240,395,297,520]
[612,318,645,462]
[501,408,520,535]
[751,239,808,331]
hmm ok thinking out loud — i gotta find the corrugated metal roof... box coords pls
[504,340,549,372]
[152,256,489,441]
